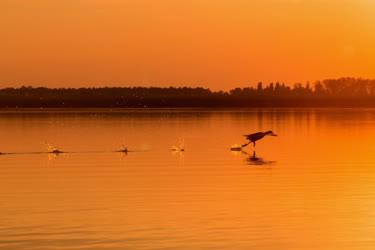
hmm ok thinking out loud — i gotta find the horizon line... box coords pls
[0,76,373,91]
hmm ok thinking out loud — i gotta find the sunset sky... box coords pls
[1,0,375,90]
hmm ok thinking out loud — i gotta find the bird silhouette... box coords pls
[242,130,277,147]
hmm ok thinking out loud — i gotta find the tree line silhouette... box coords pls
[1,77,375,107]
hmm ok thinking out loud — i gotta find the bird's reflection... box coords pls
[242,150,276,166]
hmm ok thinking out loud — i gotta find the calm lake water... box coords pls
[1,108,375,250]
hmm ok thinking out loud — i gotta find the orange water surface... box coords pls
[1,109,375,250]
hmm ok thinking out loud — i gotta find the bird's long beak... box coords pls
[271,133,277,136]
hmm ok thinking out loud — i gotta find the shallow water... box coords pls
[1,108,375,250]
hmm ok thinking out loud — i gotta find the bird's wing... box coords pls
[244,132,263,140]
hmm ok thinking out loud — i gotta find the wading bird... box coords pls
[242,131,277,147]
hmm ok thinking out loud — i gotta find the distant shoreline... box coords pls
[2,77,375,108]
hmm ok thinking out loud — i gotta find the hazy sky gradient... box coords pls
[1,0,375,89]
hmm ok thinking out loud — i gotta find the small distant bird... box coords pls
[116,145,129,153]
[171,146,185,152]
[50,149,63,154]
[171,139,185,152]
[243,131,277,147]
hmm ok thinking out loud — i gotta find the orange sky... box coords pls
[1,0,375,90]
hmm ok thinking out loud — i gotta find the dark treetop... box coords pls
[1,77,375,108]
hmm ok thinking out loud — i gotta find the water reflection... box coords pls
[243,150,276,166]
[47,152,60,162]
[2,109,375,250]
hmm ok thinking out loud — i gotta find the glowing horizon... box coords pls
[1,0,375,90]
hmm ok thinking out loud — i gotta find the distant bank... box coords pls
[2,77,375,108]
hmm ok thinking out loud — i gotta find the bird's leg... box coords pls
[253,142,256,147]
[241,142,250,148]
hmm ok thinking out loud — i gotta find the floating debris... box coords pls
[230,144,243,151]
